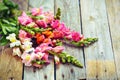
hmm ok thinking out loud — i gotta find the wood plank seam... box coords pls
[105,0,118,79]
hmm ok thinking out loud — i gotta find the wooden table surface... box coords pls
[0,0,120,80]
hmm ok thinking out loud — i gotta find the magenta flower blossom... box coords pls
[51,20,60,29]
[36,20,47,28]
[53,31,64,39]
[42,52,50,63]
[31,7,43,16]
[52,46,64,53]
[56,23,71,35]
[18,12,32,26]
[71,32,83,42]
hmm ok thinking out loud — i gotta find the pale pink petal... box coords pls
[43,11,54,24]
[31,7,43,16]
[52,46,64,53]
[36,20,47,28]
[54,55,60,65]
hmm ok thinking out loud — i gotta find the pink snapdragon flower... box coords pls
[21,48,45,66]
[18,12,32,26]
[31,7,43,16]
[71,32,84,42]
[52,46,64,53]
[53,31,64,39]
[56,23,71,35]
[36,20,47,28]
[43,11,54,24]
[51,20,60,29]
[19,30,28,39]
[19,30,31,43]
[35,43,52,53]
[42,53,50,63]
[36,52,45,59]
[21,52,36,66]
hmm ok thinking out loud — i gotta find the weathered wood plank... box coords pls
[80,0,117,79]
[106,0,120,79]
[12,0,28,10]
[0,48,23,80]
[23,0,55,80]
[55,0,86,80]
[0,0,28,80]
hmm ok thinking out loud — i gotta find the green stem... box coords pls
[48,50,83,68]
[58,52,83,68]
[70,38,98,47]
[20,26,52,34]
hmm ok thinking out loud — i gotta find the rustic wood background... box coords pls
[0,0,120,80]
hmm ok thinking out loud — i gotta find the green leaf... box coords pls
[2,19,9,24]
[0,36,9,46]
[3,0,18,8]
[0,3,8,12]
[5,26,17,33]
[1,24,7,35]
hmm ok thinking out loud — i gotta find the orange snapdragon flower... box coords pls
[42,30,54,38]
[35,33,45,44]
[43,38,51,43]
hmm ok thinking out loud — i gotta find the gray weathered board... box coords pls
[0,0,119,80]
[80,0,117,79]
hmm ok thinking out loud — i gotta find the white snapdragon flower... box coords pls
[10,40,21,47]
[6,33,21,47]
[25,48,34,54]
[6,33,17,42]
[54,55,60,65]
[22,41,33,50]
[13,47,22,57]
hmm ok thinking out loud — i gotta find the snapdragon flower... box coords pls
[52,46,64,53]
[18,12,32,26]
[21,41,33,50]
[6,33,21,47]
[6,33,17,42]
[13,47,22,57]
[31,7,43,16]
[54,55,60,65]
[10,40,21,47]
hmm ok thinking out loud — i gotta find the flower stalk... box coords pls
[70,38,98,47]
[48,51,83,68]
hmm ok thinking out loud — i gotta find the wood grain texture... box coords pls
[11,0,28,10]
[23,0,54,80]
[0,48,23,80]
[55,0,86,80]
[106,0,120,79]
[80,0,117,79]
[0,0,28,80]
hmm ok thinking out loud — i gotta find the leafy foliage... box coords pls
[0,0,20,46]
